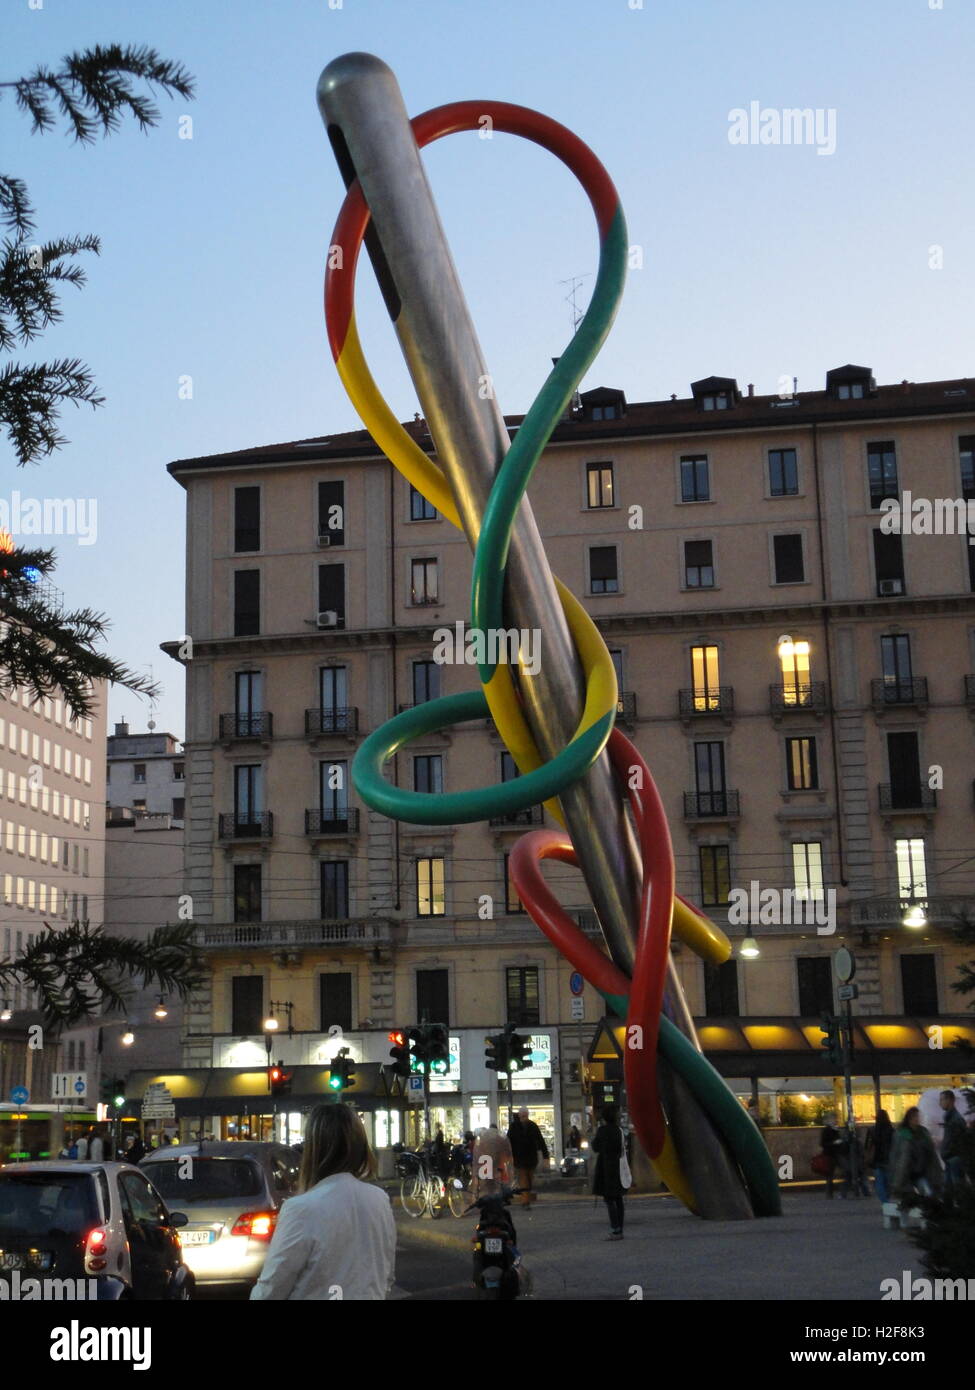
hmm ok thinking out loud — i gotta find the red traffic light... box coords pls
[269,1066,282,1082]
[388,1029,406,1047]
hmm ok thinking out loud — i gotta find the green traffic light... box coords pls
[328,1072,343,1090]
[113,1094,125,1108]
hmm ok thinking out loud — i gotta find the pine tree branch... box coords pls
[0,356,104,464]
[0,232,101,351]
[0,176,34,237]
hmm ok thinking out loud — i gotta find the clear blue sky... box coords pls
[4,0,973,740]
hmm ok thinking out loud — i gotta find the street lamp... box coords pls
[120,1026,135,1047]
[902,902,927,929]
[153,998,168,1020]
[740,930,760,959]
[0,1001,11,1022]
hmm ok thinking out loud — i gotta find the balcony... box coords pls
[679,687,734,724]
[573,910,604,937]
[219,711,273,742]
[616,690,637,726]
[305,807,360,835]
[769,682,827,718]
[684,790,741,821]
[851,897,972,930]
[489,806,543,828]
[195,917,394,950]
[878,783,937,815]
[304,707,359,737]
[871,677,928,712]
[218,812,274,841]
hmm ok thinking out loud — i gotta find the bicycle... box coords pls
[395,1146,446,1219]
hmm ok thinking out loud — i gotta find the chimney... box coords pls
[747,383,754,397]
[114,721,129,737]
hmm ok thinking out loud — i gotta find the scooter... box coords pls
[470,1192,521,1300]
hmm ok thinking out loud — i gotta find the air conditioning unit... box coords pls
[317,532,332,547]
[878,579,904,596]
[317,611,339,629]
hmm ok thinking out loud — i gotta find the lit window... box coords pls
[416,857,445,917]
[586,463,615,509]
[411,558,439,605]
[792,843,824,900]
[690,645,720,711]
[779,639,811,704]
[895,838,927,899]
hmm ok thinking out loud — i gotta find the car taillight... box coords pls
[85,1227,109,1271]
[230,1211,277,1240]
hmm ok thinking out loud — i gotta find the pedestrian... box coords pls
[567,1124,582,1151]
[124,1134,146,1166]
[939,1090,968,1192]
[507,1107,549,1206]
[250,1103,395,1300]
[74,1129,91,1161]
[592,1105,629,1240]
[472,1123,513,1199]
[88,1130,105,1162]
[839,1129,870,1198]
[890,1107,943,1208]
[431,1126,448,1178]
[864,1109,894,1202]
[819,1113,845,1199]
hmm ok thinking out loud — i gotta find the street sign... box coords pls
[52,1072,87,1100]
[10,1086,29,1106]
[406,1076,424,1105]
[141,1106,176,1119]
[569,972,584,997]
[837,983,859,1001]
[834,948,856,983]
[570,997,585,1021]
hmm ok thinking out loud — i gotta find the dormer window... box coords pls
[591,404,617,421]
[836,382,864,400]
[579,387,626,422]
[701,393,729,411]
[690,377,739,412]
[826,364,874,400]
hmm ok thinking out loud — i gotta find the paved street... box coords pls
[392,1189,929,1301]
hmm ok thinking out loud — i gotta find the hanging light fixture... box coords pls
[902,902,927,929]
[120,1026,135,1046]
[740,930,760,959]
[153,997,169,1020]
[0,1001,11,1022]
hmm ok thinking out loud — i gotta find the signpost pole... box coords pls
[844,996,858,1197]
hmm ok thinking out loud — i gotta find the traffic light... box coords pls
[485,1032,510,1074]
[101,1077,125,1109]
[507,1030,531,1073]
[408,1025,428,1071]
[428,1024,449,1076]
[819,1014,845,1070]
[387,1029,411,1078]
[269,1061,293,1097]
[328,1047,355,1093]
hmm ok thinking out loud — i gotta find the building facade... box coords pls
[107,723,186,822]
[162,365,975,1151]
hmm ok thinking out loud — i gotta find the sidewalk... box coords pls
[394,1190,929,1300]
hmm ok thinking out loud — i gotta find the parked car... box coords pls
[560,1145,589,1177]
[0,1161,193,1300]
[140,1141,300,1289]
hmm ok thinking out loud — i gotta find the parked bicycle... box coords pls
[394,1143,447,1219]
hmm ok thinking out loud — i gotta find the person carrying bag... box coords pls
[592,1105,629,1240]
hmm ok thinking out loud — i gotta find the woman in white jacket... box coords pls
[250,1104,396,1300]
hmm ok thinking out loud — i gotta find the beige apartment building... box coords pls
[0,678,106,1158]
[160,364,975,1152]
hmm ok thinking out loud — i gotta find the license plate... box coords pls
[484,1237,502,1254]
[179,1230,215,1246]
[1,1251,48,1270]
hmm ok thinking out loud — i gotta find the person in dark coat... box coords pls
[819,1113,847,1199]
[507,1108,549,1206]
[591,1105,627,1240]
[124,1134,146,1166]
[890,1107,943,1207]
[865,1109,894,1202]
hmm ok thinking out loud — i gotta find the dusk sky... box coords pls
[4,0,973,740]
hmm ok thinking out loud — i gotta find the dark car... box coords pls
[0,1161,193,1300]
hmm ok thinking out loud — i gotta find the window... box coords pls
[416,857,445,916]
[132,799,146,814]
[699,845,730,907]
[173,763,185,781]
[786,737,819,790]
[880,634,912,696]
[779,639,811,704]
[409,485,437,521]
[504,852,524,914]
[416,968,449,1026]
[586,463,615,509]
[413,754,443,795]
[895,837,926,898]
[797,958,833,1016]
[233,864,262,923]
[506,966,540,1026]
[171,797,185,819]
[320,972,353,1032]
[887,731,921,809]
[234,570,260,636]
[768,448,798,497]
[684,539,714,588]
[773,534,805,584]
[133,764,146,783]
[703,959,739,1017]
[234,486,260,552]
[589,546,619,594]
[960,436,975,499]
[680,455,710,502]
[320,760,349,821]
[690,644,720,711]
[591,404,618,421]
[412,660,440,705]
[235,671,263,732]
[321,860,349,919]
[701,392,729,411]
[873,531,905,593]
[867,441,898,509]
[319,666,349,729]
[234,765,262,828]
[231,975,263,1035]
[792,842,824,900]
[900,955,938,1015]
[318,480,345,545]
[318,564,345,625]
[694,742,726,814]
[411,558,439,605]
[837,382,865,400]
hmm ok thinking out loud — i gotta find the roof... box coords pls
[165,375,975,481]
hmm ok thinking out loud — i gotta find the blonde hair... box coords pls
[298,1104,377,1192]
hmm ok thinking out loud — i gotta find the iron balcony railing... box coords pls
[489,806,544,828]
[219,711,273,740]
[304,707,359,736]
[304,807,360,834]
[217,812,274,840]
[769,682,827,714]
[878,784,937,813]
[195,918,393,949]
[851,897,972,928]
[871,677,928,708]
[678,687,735,718]
[684,790,741,820]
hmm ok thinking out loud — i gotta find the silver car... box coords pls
[140,1142,300,1288]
